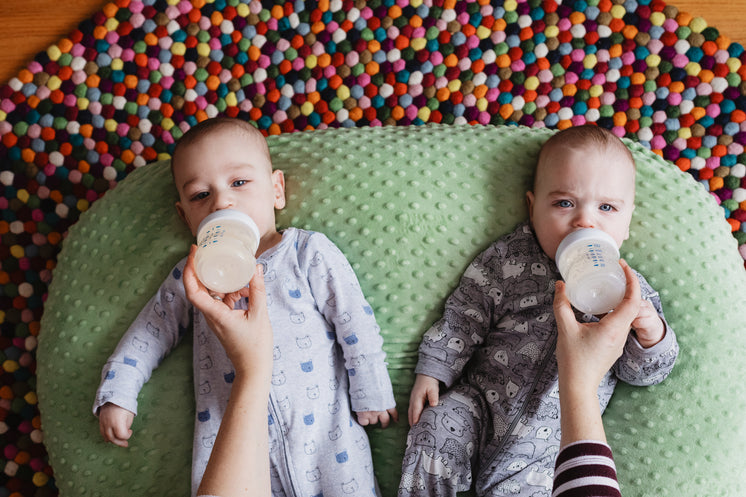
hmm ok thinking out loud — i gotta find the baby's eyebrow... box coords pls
[545,189,573,197]
[598,194,629,204]
[180,177,202,192]
[224,163,262,177]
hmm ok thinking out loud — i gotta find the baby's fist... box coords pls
[356,408,398,429]
[99,403,135,448]
[632,299,665,348]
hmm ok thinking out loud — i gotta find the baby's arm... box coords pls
[98,403,135,448]
[302,233,397,413]
[631,299,665,348]
[407,374,440,426]
[415,243,506,387]
[93,259,192,438]
[613,271,679,386]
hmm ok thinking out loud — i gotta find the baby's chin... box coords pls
[537,241,560,262]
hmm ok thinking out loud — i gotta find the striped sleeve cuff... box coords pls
[552,441,621,497]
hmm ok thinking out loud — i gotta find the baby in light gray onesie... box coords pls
[94,117,397,497]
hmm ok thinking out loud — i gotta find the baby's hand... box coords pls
[99,403,135,448]
[356,408,399,428]
[632,299,665,348]
[408,374,440,427]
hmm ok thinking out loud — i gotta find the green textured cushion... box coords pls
[37,124,746,497]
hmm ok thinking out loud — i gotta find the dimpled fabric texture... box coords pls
[3,0,746,495]
[37,124,746,497]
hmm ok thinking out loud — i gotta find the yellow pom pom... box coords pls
[689,16,708,33]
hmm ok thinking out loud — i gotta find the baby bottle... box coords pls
[194,209,260,294]
[555,228,626,315]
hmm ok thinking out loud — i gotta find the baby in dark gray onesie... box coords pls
[398,125,679,497]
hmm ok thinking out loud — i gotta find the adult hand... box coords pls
[554,258,641,392]
[553,258,641,447]
[183,245,273,377]
[185,245,274,497]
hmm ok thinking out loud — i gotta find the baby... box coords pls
[94,117,397,497]
[398,125,679,497]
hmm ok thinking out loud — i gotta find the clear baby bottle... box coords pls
[194,209,260,294]
[555,228,626,315]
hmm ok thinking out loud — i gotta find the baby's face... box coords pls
[526,145,636,261]
[173,129,285,248]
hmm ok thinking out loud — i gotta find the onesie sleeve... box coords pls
[415,240,506,387]
[299,232,396,412]
[92,259,192,416]
[613,270,679,386]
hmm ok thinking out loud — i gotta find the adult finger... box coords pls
[183,245,220,312]
[552,280,577,331]
[223,285,250,309]
[246,265,268,317]
[601,259,641,330]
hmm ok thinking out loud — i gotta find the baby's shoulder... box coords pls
[287,227,342,255]
[159,256,188,287]
[479,222,538,262]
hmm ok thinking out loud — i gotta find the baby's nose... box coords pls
[211,191,234,211]
[573,211,595,228]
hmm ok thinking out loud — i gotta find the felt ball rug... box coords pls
[1,0,746,495]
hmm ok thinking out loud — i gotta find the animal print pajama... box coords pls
[399,223,678,496]
[95,228,396,497]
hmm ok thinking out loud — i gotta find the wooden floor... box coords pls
[0,1,745,84]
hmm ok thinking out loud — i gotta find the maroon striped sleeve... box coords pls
[552,441,621,497]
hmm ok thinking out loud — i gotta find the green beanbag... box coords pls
[37,124,746,497]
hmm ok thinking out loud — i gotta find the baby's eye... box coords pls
[556,199,573,208]
[599,204,614,212]
[232,180,248,187]
[190,191,209,201]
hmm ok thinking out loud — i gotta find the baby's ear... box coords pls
[272,169,286,209]
[175,201,193,232]
[525,191,535,224]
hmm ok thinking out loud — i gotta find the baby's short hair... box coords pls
[171,117,270,171]
[532,125,635,192]
[536,124,635,175]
